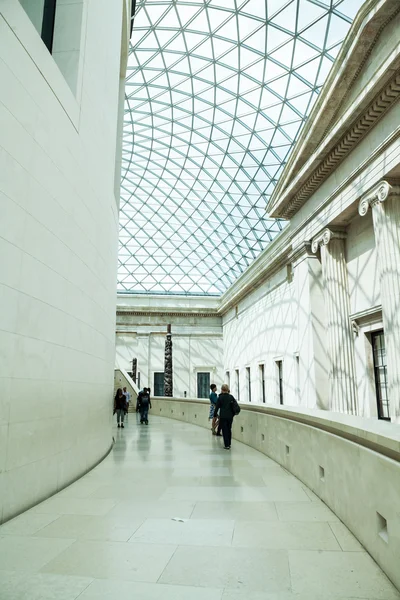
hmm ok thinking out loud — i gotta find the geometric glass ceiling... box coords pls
[119,0,364,295]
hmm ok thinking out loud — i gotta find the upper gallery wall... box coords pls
[119,0,365,296]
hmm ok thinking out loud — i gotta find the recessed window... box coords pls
[246,367,251,402]
[259,364,266,403]
[275,360,283,405]
[295,354,300,401]
[235,369,240,401]
[154,372,164,396]
[18,0,84,95]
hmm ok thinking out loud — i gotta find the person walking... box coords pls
[209,383,218,432]
[214,384,238,449]
[138,387,152,424]
[114,388,126,428]
[123,386,131,417]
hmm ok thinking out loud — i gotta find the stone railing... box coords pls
[151,397,400,592]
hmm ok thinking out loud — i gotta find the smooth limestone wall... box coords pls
[152,398,400,593]
[0,2,126,523]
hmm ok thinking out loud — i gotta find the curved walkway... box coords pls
[1,415,399,600]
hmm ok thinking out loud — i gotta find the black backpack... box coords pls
[231,397,241,416]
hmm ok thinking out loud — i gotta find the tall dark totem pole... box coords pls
[164,324,173,396]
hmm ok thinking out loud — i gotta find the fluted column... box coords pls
[311,229,358,414]
[358,180,400,421]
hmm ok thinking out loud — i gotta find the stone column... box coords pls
[311,229,358,414]
[164,324,173,397]
[358,180,400,421]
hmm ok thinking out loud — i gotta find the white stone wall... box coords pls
[116,331,224,398]
[223,267,298,406]
[0,1,125,522]
[222,220,384,415]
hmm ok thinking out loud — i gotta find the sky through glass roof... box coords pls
[119,0,364,295]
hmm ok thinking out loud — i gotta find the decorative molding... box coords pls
[358,180,400,216]
[350,305,382,324]
[311,229,346,254]
[116,310,218,318]
[288,242,315,268]
[322,3,400,141]
[281,70,400,220]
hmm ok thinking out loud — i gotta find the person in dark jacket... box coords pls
[137,387,152,425]
[214,384,237,449]
[114,388,126,428]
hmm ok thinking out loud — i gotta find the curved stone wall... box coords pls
[152,397,400,592]
[0,3,125,523]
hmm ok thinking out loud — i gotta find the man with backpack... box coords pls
[137,387,152,425]
[214,384,240,450]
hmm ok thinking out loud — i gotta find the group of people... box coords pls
[114,386,151,428]
[209,383,239,450]
[115,382,237,444]
[136,387,152,424]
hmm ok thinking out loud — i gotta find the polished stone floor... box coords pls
[1,415,399,600]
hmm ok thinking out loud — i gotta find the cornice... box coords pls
[116,310,219,318]
[276,69,400,220]
[267,0,400,219]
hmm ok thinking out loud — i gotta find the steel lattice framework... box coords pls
[119,0,363,295]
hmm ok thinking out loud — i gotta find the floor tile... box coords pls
[191,501,278,521]
[0,536,75,571]
[329,522,365,551]
[275,501,339,522]
[78,578,223,599]
[232,521,341,550]
[0,572,93,600]
[40,540,177,582]
[0,512,59,536]
[221,592,376,600]
[130,518,234,546]
[160,486,279,502]
[289,550,400,599]
[106,500,195,520]
[159,545,291,592]
[34,514,143,542]
[34,498,116,516]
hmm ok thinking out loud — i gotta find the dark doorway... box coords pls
[197,372,210,398]
[154,372,164,397]
[371,331,390,420]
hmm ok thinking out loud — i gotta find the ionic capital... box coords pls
[358,180,400,217]
[311,228,346,254]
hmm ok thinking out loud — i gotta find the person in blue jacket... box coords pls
[209,383,221,435]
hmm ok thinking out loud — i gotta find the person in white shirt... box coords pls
[123,387,131,416]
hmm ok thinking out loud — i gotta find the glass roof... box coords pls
[119,0,363,296]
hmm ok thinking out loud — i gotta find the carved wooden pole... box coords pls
[164,324,173,396]
[131,358,137,383]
